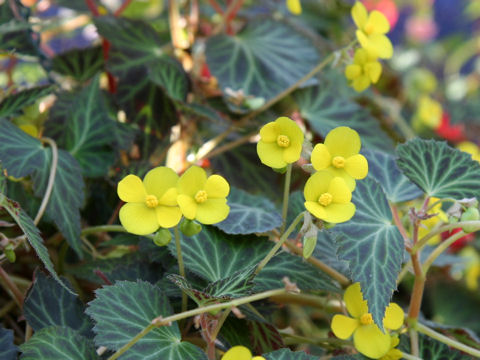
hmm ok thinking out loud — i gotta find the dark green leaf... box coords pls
[0,327,18,360]
[0,191,70,294]
[215,187,282,235]
[147,57,189,102]
[334,178,404,330]
[250,322,284,354]
[295,85,394,151]
[86,280,208,359]
[263,348,319,359]
[48,76,115,177]
[19,326,99,360]
[52,46,104,82]
[206,19,320,103]
[0,2,36,55]
[364,149,423,203]
[24,272,92,336]
[399,333,471,359]
[312,231,349,275]
[171,226,339,293]
[0,86,53,118]
[396,138,480,199]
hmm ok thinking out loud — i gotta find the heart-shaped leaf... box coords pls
[0,327,18,360]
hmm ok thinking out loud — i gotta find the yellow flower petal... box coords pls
[365,62,382,83]
[353,324,391,359]
[117,175,146,203]
[205,175,230,199]
[344,283,368,318]
[222,345,252,360]
[331,314,359,339]
[178,166,207,198]
[311,143,331,171]
[252,357,266,360]
[286,0,302,15]
[159,187,178,206]
[354,48,368,64]
[325,168,356,191]
[276,116,304,145]
[325,126,361,158]
[304,201,327,220]
[359,33,393,59]
[382,348,403,360]
[352,75,371,92]
[352,2,368,29]
[257,141,287,169]
[177,194,197,220]
[383,303,404,330]
[119,203,159,235]
[259,122,279,143]
[322,203,356,223]
[328,177,352,204]
[304,171,333,201]
[143,167,179,200]
[155,206,182,228]
[366,10,390,34]
[196,198,230,224]
[283,143,302,163]
[345,154,368,179]
[457,141,479,157]
[345,64,362,80]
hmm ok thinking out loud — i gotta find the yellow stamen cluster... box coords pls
[276,135,290,148]
[318,193,333,207]
[145,194,159,208]
[360,313,374,325]
[194,190,208,203]
[332,156,345,168]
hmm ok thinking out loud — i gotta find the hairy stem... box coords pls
[390,203,411,250]
[280,164,293,234]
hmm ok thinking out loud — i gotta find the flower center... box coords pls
[360,313,374,325]
[194,190,208,203]
[332,156,345,168]
[276,135,290,148]
[145,194,159,208]
[364,23,375,35]
[318,193,333,207]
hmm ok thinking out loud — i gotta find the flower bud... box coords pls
[180,219,202,236]
[461,207,480,233]
[303,236,317,259]
[4,244,15,263]
[153,229,172,246]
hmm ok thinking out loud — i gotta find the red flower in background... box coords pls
[362,0,399,29]
[435,112,466,143]
[441,228,474,253]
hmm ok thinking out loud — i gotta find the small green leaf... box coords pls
[47,76,115,177]
[52,46,104,82]
[295,85,394,151]
[263,348,319,359]
[334,178,404,330]
[302,235,317,259]
[86,280,208,359]
[206,19,320,103]
[364,149,423,203]
[19,326,99,360]
[24,272,93,336]
[215,187,282,235]
[0,86,53,118]
[399,333,471,359]
[396,138,480,199]
[147,57,189,102]
[0,327,18,360]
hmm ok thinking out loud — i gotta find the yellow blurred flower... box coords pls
[221,346,265,360]
[286,0,301,15]
[118,167,182,235]
[345,48,382,92]
[460,247,480,290]
[414,96,442,129]
[331,283,404,359]
[257,117,304,169]
[457,141,480,162]
[304,171,355,224]
[352,1,393,59]
[310,126,368,191]
[177,166,230,225]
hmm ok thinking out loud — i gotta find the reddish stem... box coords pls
[85,0,100,16]
[208,0,224,14]
[94,269,113,285]
[114,0,133,16]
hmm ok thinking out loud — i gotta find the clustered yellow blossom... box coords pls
[286,0,301,15]
[221,346,265,360]
[346,2,393,92]
[412,95,442,130]
[117,166,229,235]
[331,283,404,359]
[457,141,480,162]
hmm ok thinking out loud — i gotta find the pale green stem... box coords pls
[416,322,480,358]
[107,288,286,360]
[422,229,468,274]
[280,163,293,234]
[401,353,423,360]
[255,212,305,275]
[209,308,231,342]
[174,225,188,313]
[34,138,58,225]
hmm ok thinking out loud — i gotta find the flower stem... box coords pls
[174,225,188,313]
[107,288,286,360]
[34,138,58,226]
[255,212,304,275]
[422,229,468,274]
[280,163,293,234]
[416,322,480,358]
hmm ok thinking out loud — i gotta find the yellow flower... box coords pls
[310,126,368,191]
[286,0,301,15]
[257,116,304,169]
[331,283,404,359]
[117,167,182,235]
[177,166,230,224]
[352,2,393,59]
[345,48,382,92]
[380,336,403,360]
[304,171,355,224]
[414,96,442,129]
[418,197,448,245]
[457,141,480,162]
[221,346,265,360]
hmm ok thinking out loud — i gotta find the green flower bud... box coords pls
[153,228,172,246]
[4,244,15,263]
[461,207,480,233]
[303,235,317,259]
[180,219,202,237]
